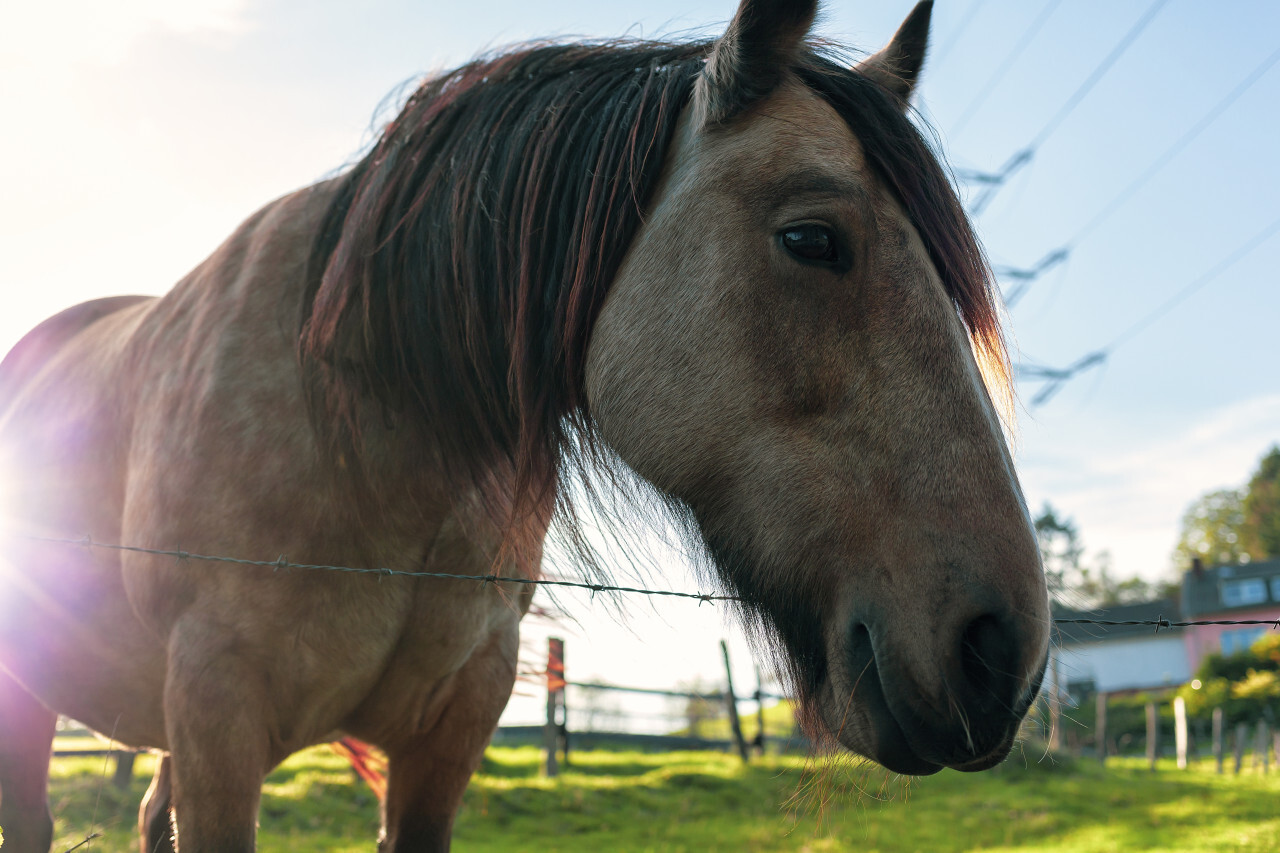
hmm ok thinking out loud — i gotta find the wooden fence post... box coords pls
[720,640,749,763]
[1095,692,1108,766]
[1173,696,1187,770]
[112,750,136,788]
[545,637,566,777]
[1145,702,1158,771]
[1234,723,1247,775]
[1255,721,1269,774]
[754,665,766,756]
[1212,707,1224,773]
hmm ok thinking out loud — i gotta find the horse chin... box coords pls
[825,688,1017,776]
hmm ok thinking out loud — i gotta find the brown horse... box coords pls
[0,1,1050,849]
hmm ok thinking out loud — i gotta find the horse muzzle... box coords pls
[832,610,1049,775]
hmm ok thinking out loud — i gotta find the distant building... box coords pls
[1181,557,1280,672]
[1049,598,1190,701]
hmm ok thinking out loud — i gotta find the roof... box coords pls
[1181,557,1280,618]
[1052,598,1183,645]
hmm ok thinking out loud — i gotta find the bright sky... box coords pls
[3,0,1278,724]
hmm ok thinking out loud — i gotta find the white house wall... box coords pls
[1052,635,1190,694]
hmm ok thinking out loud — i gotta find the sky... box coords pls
[2,0,1278,726]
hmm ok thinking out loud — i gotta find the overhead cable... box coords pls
[966,0,1172,215]
[1017,211,1280,405]
[994,42,1280,303]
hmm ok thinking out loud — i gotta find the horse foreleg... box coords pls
[163,622,271,852]
[378,625,519,853]
[0,671,58,853]
[139,753,175,853]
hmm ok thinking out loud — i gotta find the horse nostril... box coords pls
[959,613,1018,707]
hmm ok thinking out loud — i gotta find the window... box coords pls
[1221,628,1266,656]
[1271,576,1280,602]
[1221,578,1267,607]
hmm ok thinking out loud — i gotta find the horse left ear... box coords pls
[857,1,933,105]
[697,0,820,126]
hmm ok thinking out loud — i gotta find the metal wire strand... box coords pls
[21,534,1280,631]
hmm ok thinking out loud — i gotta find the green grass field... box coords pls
[33,743,1280,852]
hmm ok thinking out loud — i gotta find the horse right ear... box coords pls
[697,0,819,126]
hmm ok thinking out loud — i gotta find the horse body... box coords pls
[1,183,534,848]
[0,2,1052,850]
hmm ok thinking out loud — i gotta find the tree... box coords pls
[1035,504,1168,608]
[1241,445,1280,559]
[1173,445,1280,569]
[1173,488,1249,569]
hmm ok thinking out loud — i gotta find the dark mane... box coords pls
[299,41,708,560]
[298,39,1006,580]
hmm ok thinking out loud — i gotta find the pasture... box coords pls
[42,746,1280,852]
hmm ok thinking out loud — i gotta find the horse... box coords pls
[0,0,1051,849]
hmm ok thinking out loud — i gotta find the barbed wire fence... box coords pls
[22,533,1280,632]
[35,530,1279,852]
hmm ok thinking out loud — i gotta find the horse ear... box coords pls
[857,1,933,105]
[697,0,819,125]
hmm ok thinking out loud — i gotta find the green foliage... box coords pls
[1035,503,1173,607]
[1242,445,1280,558]
[1174,445,1280,569]
[1195,650,1266,684]
[1173,488,1249,569]
[1177,633,1280,726]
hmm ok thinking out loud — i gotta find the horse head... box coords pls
[585,0,1050,774]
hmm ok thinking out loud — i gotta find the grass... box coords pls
[32,744,1280,852]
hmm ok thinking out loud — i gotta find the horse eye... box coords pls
[781,225,840,265]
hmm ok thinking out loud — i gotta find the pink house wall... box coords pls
[1183,604,1280,673]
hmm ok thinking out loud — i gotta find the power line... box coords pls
[931,0,989,68]
[994,42,1280,301]
[1017,210,1280,405]
[1101,210,1280,353]
[951,0,1066,139]
[967,0,1172,215]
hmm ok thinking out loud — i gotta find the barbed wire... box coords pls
[21,534,1280,632]
[24,534,738,604]
[1055,618,1280,632]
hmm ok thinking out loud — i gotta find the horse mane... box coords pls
[299,40,708,568]
[297,39,1007,583]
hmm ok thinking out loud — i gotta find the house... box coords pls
[1181,557,1280,672]
[1049,598,1191,701]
